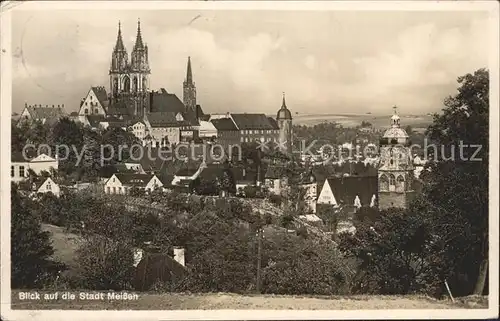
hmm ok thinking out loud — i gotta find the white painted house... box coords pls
[31,177,60,197]
[317,179,338,206]
[104,173,163,195]
[11,152,58,183]
[78,86,108,120]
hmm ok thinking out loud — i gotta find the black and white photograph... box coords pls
[0,1,498,320]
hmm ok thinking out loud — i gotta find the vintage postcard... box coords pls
[1,1,498,320]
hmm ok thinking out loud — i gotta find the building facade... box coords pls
[108,20,151,117]
[377,107,415,210]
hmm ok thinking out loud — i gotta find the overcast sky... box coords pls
[11,8,489,115]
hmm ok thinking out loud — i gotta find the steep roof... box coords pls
[25,106,65,125]
[325,176,378,207]
[148,89,186,114]
[211,118,238,131]
[231,113,276,130]
[267,117,280,130]
[134,252,187,291]
[113,173,156,187]
[31,177,55,191]
[91,86,109,109]
[148,112,189,128]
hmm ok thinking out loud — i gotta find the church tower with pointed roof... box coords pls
[276,92,293,156]
[108,19,150,116]
[183,56,197,113]
[377,106,415,210]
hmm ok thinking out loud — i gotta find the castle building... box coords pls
[377,106,415,210]
[276,92,293,156]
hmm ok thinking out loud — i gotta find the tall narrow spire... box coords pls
[186,56,193,84]
[134,18,144,49]
[281,92,287,109]
[114,21,125,51]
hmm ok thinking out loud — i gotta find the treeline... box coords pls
[12,118,140,182]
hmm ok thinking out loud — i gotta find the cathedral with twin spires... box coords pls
[76,19,293,151]
[108,20,151,115]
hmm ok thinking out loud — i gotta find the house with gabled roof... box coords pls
[104,173,163,195]
[264,165,289,196]
[78,86,109,120]
[30,177,60,197]
[11,151,59,183]
[17,103,66,127]
[317,176,378,212]
[211,117,240,153]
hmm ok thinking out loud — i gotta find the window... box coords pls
[90,95,93,101]
[19,166,25,177]
[11,166,14,177]
[85,102,88,106]
[241,137,244,142]
[94,108,99,114]
[113,187,116,194]
[118,187,122,194]
[389,174,396,192]
[379,174,388,191]
[396,175,405,192]
[46,182,51,190]
[107,187,110,194]
[84,108,88,114]
[112,177,115,183]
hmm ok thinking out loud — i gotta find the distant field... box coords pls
[292,113,434,129]
[10,290,487,310]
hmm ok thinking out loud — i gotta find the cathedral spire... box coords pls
[114,21,125,52]
[186,56,193,84]
[134,19,144,50]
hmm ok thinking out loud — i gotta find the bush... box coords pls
[261,237,348,295]
[75,235,135,290]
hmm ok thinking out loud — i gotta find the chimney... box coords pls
[25,102,27,108]
[226,112,230,118]
[57,104,60,108]
[173,247,185,267]
[52,104,54,108]
[62,103,64,108]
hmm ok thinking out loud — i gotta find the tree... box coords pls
[49,118,84,175]
[82,128,102,180]
[421,68,489,296]
[11,184,64,288]
[338,207,439,295]
[76,234,135,290]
